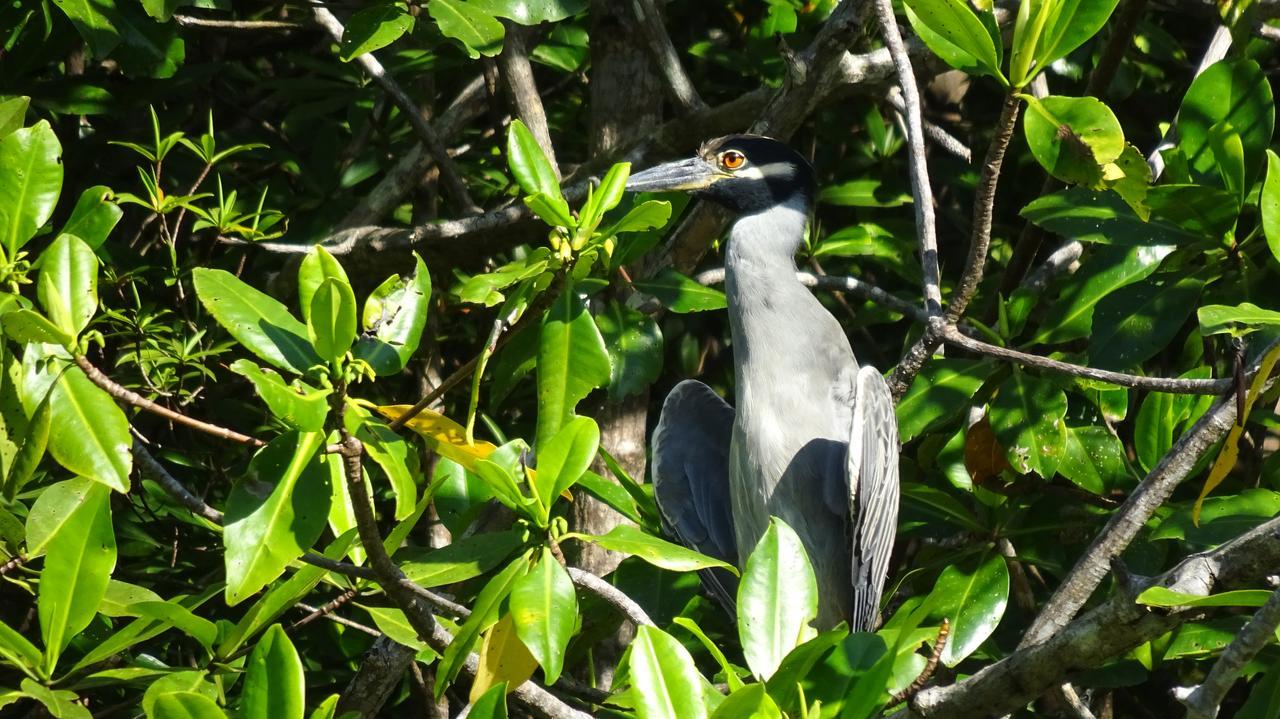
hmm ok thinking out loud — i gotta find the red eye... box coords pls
[720,150,746,170]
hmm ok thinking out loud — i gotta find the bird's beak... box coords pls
[626,157,722,193]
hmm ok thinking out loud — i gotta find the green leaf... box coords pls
[1036,0,1120,72]
[0,619,41,679]
[738,518,818,680]
[229,360,329,432]
[1136,586,1273,609]
[1022,95,1124,186]
[1263,150,1280,265]
[297,246,350,325]
[897,359,987,442]
[1239,655,1280,719]
[1151,489,1280,546]
[0,119,63,255]
[1,309,73,346]
[507,119,560,199]
[1198,303,1280,337]
[0,97,30,138]
[37,234,98,338]
[363,606,430,653]
[308,277,357,364]
[470,0,586,24]
[468,682,509,719]
[50,0,122,56]
[576,470,643,524]
[439,554,530,692]
[217,532,355,658]
[353,253,432,375]
[579,163,630,233]
[60,186,122,250]
[193,268,321,375]
[48,365,131,493]
[308,695,340,719]
[1021,188,1202,247]
[572,524,735,572]
[18,679,90,719]
[1177,59,1275,188]
[629,625,708,719]
[1208,122,1246,199]
[39,479,115,673]
[242,625,305,719]
[1057,425,1129,494]
[1088,275,1203,370]
[430,0,505,58]
[632,269,726,312]
[224,432,331,605]
[818,178,912,208]
[928,552,1008,666]
[672,616,745,692]
[130,601,218,652]
[533,415,598,506]
[340,3,415,61]
[357,418,418,521]
[902,0,1005,82]
[524,192,574,228]
[509,547,577,683]
[710,684,781,719]
[988,372,1067,479]
[595,301,663,401]
[1032,244,1174,344]
[536,285,611,448]
[399,528,527,588]
[150,691,227,719]
[605,200,672,235]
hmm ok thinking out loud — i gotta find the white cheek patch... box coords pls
[734,161,793,181]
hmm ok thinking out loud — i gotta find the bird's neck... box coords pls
[724,199,844,391]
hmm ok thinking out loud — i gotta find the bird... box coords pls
[626,135,900,631]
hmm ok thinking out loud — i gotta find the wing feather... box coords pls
[847,367,901,632]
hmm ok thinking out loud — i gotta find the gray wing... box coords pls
[651,379,738,609]
[846,366,901,632]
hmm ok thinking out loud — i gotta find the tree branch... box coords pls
[871,0,942,317]
[694,267,928,322]
[940,327,1233,395]
[80,356,264,447]
[1176,584,1280,718]
[567,567,654,627]
[885,88,972,164]
[1018,337,1280,648]
[311,3,481,215]
[630,0,707,113]
[909,515,1280,717]
[497,22,560,176]
[173,14,308,30]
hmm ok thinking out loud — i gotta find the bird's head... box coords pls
[626,135,815,215]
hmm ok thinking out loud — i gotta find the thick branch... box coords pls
[910,516,1280,717]
[872,0,942,316]
[311,4,480,214]
[498,23,560,176]
[1177,585,1280,718]
[1019,337,1280,648]
[630,0,706,113]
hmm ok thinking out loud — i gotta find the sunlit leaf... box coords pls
[242,625,305,719]
[738,518,818,680]
[0,120,62,255]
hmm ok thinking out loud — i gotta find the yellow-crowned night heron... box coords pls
[627,135,900,631]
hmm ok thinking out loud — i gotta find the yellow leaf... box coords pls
[471,613,537,702]
[376,405,497,471]
[1193,342,1280,525]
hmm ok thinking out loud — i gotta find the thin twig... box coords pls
[946,93,1021,323]
[941,327,1232,395]
[296,602,381,636]
[292,590,359,631]
[872,0,942,317]
[173,14,308,30]
[0,555,27,576]
[133,442,224,523]
[1175,585,1280,718]
[631,0,707,113]
[567,567,654,627]
[885,89,972,164]
[694,267,928,322]
[79,356,264,447]
[311,3,480,215]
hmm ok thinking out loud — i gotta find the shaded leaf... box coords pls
[193,268,321,375]
[242,625,305,719]
[928,553,1008,666]
[632,270,726,312]
[988,372,1067,479]
[509,547,577,683]
[340,4,415,61]
[354,254,432,375]
[596,301,663,401]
